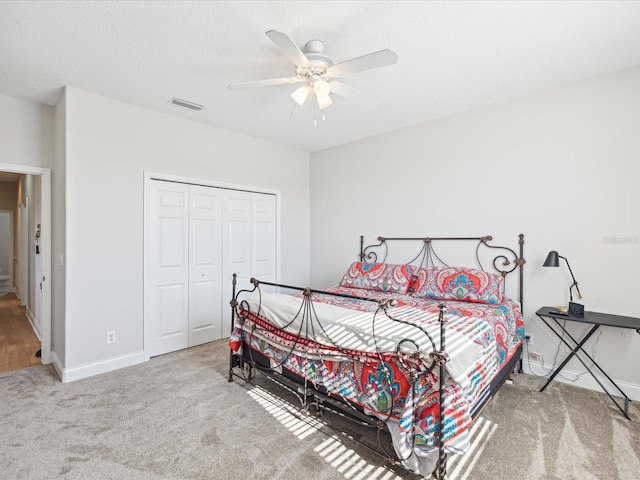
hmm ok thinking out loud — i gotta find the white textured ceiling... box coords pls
[2,1,640,152]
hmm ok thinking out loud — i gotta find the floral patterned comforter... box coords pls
[231,286,523,474]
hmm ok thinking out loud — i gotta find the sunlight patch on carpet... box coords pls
[247,385,402,479]
[314,436,402,480]
[447,416,498,479]
[246,385,323,440]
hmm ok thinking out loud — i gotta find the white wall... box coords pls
[0,94,53,169]
[63,87,310,375]
[310,66,640,398]
[0,95,54,358]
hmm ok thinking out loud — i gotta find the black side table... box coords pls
[536,306,640,419]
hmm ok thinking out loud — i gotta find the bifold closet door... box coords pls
[149,182,224,357]
[149,180,276,356]
[188,185,222,347]
[148,181,190,357]
[221,190,276,336]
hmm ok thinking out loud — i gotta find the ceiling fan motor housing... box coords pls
[297,40,333,86]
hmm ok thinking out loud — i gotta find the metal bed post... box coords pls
[433,304,450,479]
[518,233,525,311]
[518,233,525,373]
[228,273,238,382]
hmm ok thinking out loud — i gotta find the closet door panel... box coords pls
[189,185,223,345]
[250,193,276,284]
[222,190,251,336]
[149,181,189,356]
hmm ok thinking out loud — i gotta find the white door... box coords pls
[251,193,276,285]
[222,190,251,337]
[189,185,223,345]
[149,181,190,356]
[221,191,276,335]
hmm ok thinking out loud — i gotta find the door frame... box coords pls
[0,163,52,364]
[143,171,281,361]
[0,210,13,293]
[18,200,28,305]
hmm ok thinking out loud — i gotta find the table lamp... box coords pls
[543,250,582,308]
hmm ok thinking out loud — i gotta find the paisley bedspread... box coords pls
[231,287,523,475]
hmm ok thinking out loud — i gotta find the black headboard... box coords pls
[359,234,526,308]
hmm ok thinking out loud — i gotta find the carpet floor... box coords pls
[1,340,638,479]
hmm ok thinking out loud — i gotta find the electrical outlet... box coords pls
[106,330,116,344]
[525,334,533,346]
[530,351,542,359]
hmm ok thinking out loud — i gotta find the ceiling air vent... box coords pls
[169,97,205,111]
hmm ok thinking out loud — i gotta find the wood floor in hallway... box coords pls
[0,292,41,373]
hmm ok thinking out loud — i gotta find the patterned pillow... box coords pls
[407,268,428,294]
[339,262,415,294]
[413,266,504,304]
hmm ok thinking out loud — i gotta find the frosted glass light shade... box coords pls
[317,94,333,109]
[313,80,331,97]
[291,86,310,106]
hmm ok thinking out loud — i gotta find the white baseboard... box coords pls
[26,306,41,341]
[523,360,640,402]
[60,350,147,383]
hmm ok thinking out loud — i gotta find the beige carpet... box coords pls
[1,340,638,479]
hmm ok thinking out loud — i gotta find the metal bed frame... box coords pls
[228,234,525,479]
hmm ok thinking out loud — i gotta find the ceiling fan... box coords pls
[228,30,398,115]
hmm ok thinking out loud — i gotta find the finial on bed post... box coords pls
[437,304,447,324]
[359,235,365,261]
[303,287,312,298]
[378,298,397,310]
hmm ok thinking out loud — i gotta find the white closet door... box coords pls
[221,191,277,335]
[222,190,251,337]
[149,181,190,356]
[188,185,223,345]
[251,193,276,285]
[147,179,278,356]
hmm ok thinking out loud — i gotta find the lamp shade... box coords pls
[316,94,333,109]
[313,79,331,97]
[543,250,560,267]
[291,86,310,106]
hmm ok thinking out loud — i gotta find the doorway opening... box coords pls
[0,164,52,371]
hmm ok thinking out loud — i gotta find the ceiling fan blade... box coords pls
[265,30,311,67]
[330,82,380,110]
[329,49,398,77]
[228,76,300,90]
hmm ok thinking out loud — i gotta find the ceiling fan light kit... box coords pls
[228,30,398,121]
